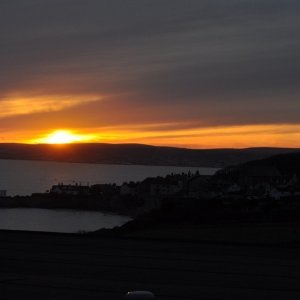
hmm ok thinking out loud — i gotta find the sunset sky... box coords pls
[1,0,300,148]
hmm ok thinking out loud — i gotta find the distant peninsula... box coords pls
[0,143,299,168]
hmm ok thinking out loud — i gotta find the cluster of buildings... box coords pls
[213,165,300,200]
[48,173,206,213]
[42,165,300,215]
[49,174,193,199]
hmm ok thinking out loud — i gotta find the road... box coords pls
[1,230,300,300]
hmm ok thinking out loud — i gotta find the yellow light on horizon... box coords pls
[46,130,79,144]
[10,123,300,148]
[32,130,95,144]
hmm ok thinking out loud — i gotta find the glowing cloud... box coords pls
[0,95,100,119]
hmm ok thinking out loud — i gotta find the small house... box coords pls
[50,184,90,196]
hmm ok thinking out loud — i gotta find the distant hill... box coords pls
[242,152,300,176]
[0,143,299,168]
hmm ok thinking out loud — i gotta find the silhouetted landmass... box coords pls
[94,152,300,237]
[0,143,299,167]
[243,152,300,176]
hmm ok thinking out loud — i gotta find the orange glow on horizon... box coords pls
[2,124,300,149]
[30,130,97,144]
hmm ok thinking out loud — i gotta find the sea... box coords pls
[0,208,131,233]
[0,159,218,233]
[0,159,218,196]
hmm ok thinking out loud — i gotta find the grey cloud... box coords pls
[0,0,300,127]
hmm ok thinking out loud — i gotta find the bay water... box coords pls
[0,159,218,233]
[0,208,131,233]
[0,159,218,196]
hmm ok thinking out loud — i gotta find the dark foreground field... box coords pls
[1,230,300,300]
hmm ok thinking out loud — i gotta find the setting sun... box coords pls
[45,130,80,144]
[31,130,96,144]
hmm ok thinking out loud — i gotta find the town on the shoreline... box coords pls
[1,152,300,223]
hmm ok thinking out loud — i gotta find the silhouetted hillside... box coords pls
[243,152,300,176]
[0,143,298,168]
